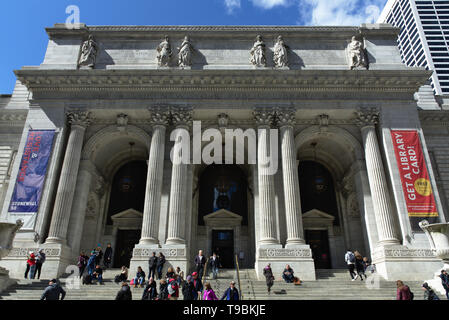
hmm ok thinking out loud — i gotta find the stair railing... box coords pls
[235,254,243,300]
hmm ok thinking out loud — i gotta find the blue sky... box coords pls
[0,0,387,93]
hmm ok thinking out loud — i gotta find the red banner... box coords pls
[391,130,438,218]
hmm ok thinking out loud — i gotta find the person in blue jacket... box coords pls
[221,281,239,300]
[87,251,97,276]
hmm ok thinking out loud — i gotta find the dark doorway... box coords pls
[305,230,332,269]
[212,230,234,268]
[113,229,141,268]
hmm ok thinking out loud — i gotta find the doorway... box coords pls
[211,230,234,268]
[113,229,141,268]
[305,230,332,269]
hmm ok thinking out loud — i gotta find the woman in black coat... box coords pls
[156,253,166,280]
[263,264,275,294]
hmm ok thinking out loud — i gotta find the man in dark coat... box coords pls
[148,252,157,280]
[209,253,220,279]
[115,282,132,300]
[142,277,158,300]
[439,270,449,300]
[40,279,66,300]
[221,281,239,300]
[192,272,203,300]
[182,275,195,300]
[194,250,206,278]
[103,243,113,269]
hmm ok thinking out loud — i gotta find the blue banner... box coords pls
[9,130,55,213]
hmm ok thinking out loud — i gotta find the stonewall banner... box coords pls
[8,130,55,213]
[391,130,439,230]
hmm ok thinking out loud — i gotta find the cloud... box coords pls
[224,0,241,13]
[299,0,386,26]
[251,0,290,9]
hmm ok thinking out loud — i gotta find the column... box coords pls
[46,111,91,244]
[278,109,305,246]
[139,109,169,245]
[254,108,280,246]
[356,108,400,246]
[165,108,192,245]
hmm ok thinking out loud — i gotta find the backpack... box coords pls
[167,280,177,295]
[347,252,355,263]
[83,274,92,285]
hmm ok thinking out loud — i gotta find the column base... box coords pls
[255,245,316,281]
[0,267,17,294]
[372,244,442,281]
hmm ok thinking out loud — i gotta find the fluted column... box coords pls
[278,109,305,246]
[356,108,400,246]
[165,108,192,245]
[254,108,280,246]
[140,109,169,245]
[46,111,91,244]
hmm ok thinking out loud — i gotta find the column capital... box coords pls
[253,107,276,127]
[354,107,379,128]
[148,107,171,127]
[67,110,92,129]
[276,108,296,128]
[171,107,193,128]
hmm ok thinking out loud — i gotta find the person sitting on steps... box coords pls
[282,264,295,283]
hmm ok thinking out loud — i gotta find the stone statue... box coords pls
[157,35,173,67]
[273,35,288,68]
[250,35,266,67]
[78,35,98,68]
[347,36,368,70]
[178,36,194,67]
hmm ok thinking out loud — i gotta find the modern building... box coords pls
[0,23,448,282]
[378,0,449,96]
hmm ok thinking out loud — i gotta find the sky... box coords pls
[0,0,388,94]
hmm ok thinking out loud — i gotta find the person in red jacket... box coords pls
[396,280,413,300]
[167,274,179,300]
[27,253,37,279]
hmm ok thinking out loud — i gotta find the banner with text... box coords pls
[9,130,55,213]
[391,130,439,230]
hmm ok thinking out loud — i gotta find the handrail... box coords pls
[235,254,243,300]
[201,257,209,284]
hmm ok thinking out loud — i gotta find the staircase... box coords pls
[0,268,425,300]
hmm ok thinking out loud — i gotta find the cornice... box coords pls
[419,110,449,126]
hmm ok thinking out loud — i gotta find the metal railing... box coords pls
[235,254,243,300]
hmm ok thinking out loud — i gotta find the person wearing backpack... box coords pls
[167,275,179,300]
[396,280,413,300]
[344,249,357,280]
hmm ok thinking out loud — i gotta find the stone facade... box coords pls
[0,23,448,281]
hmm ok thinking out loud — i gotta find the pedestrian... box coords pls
[114,266,128,284]
[363,257,375,274]
[194,250,207,278]
[422,282,440,300]
[103,243,113,269]
[142,277,158,300]
[396,280,414,300]
[87,250,97,276]
[192,271,203,300]
[24,251,33,279]
[176,266,184,286]
[203,282,218,300]
[35,249,46,279]
[221,281,239,300]
[95,245,103,266]
[168,274,179,300]
[77,251,88,278]
[92,264,104,285]
[166,266,175,280]
[209,252,220,279]
[282,264,294,283]
[156,252,165,280]
[27,252,37,279]
[439,270,449,300]
[158,279,169,300]
[344,249,357,280]
[182,275,195,300]
[354,251,366,281]
[263,263,275,294]
[133,266,146,288]
[40,279,66,300]
[115,282,132,300]
[148,252,157,279]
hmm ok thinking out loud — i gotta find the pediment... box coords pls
[204,209,242,223]
[302,209,335,221]
[111,208,143,221]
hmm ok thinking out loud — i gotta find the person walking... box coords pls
[182,275,195,300]
[156,252,166,280]
[422,282,440,300]
[142,277,158,300]
[192,271,203,300]
[439,270,449,300]
[345,249,357,281]
[40,279,66,300]
[87,251,97,276]
[203,282,218,300]
[148,252,157,280]
[194,250,207,278]
[221,281,239,300]
[115,282,132,300]
[77,251,89,278]
[35,249,46,279]
[263,264,275,294]
[133,266,146,288]
[354,251,366,281]
[103,243,113,269]
[396,280,413,300]
[27,252,37,279]
[209,253,220,280]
